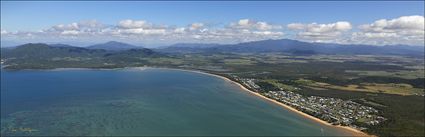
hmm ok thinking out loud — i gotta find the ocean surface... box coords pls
[1,68,354,136]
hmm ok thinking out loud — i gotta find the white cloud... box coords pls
[288,21,352,42]
[42,20,106,36]
[1,30,9,35]
[238,19,250,26]
[189,23,204,31]
[252,31,283,36]
[52,23,79,31]
[287,23,305,30]
[288,22,352,33]
[2,19,284,44]
[230,19,282,31]
[351,15,424,45]
[153,19,285,43]
[2,16,423,46]
[110,20,172,36]
[120,28,167,35]
[118,20,150,29]
[61,30,80,35]
[174,27,186,33]
[359,15,424,31]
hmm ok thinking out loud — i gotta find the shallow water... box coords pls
[1,68,354,136]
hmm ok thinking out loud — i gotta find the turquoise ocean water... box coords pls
[1,68,354,136]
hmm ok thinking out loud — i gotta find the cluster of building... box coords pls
[264,91,386,129]
[240,78,260,89]
[231,75,386,130]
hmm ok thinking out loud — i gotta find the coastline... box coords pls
[167,68,372,137]
[3,66,372,136]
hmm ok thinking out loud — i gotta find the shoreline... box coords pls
[166,68,371,137]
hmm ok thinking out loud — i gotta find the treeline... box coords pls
[309,76,425,88]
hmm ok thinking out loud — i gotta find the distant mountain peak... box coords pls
[48,44,74,48]
[104,41,126,44]
[169,43,221,48]
[22,43,49,46]
[16,43,50,48]
[87,41,140,51]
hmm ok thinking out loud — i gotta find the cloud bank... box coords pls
[288,21,352,42]
[351,15,424,45]
[1,15,424,46]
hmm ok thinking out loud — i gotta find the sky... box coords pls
[1,1,424,47]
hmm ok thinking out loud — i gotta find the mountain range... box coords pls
[1,43,156,60]
[1,39,424,58]
[159,39,424,56]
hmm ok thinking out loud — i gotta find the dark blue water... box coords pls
[1,68,354,136]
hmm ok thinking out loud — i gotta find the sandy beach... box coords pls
[162,68,372,137]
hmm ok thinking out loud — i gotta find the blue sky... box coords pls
[1,1,424,47]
